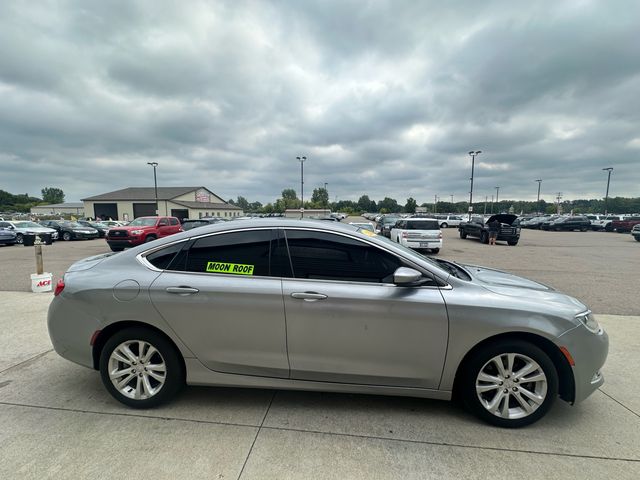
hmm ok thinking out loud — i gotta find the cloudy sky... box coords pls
[1,0,639,206]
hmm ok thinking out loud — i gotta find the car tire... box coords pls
[62,231,72,241]
[580,226,588,232]
[480,231,488,244]
[635,237,640,242]
[460,340,558,428]
[507,240,518,246]
[431,248,440,254]
[99,327,184,409]
[441,223,448,228]
[145,235,157,243]
[109,246,124,252]
[459,230,467,239]
[16,233,23,244]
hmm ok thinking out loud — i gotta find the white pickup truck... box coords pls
[390,218,442,254]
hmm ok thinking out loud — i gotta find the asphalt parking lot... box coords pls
[1,218,639,479]
[2,218,638,315]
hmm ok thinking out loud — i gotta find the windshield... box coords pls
[128,218,157,227]
[382,217,400,225]
[405,220,439,230]
[14,221,42,228]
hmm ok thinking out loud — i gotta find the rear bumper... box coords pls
[403,239,443,249]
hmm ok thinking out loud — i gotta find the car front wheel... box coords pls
[16,233,23,244]
[460,340,558,428]
[459,230,467,239]
[99,327,184,408]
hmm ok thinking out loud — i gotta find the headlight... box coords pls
[131,229,144,235]
[575,311,601,334]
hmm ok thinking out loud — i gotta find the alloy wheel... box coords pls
[475,353,547,420]
[107,340,167,400]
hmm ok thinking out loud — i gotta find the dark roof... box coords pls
[82,187,203,201]
[32,202,84,208]
[172,200,241,211]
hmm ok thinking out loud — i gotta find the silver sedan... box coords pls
[48,219,608,427]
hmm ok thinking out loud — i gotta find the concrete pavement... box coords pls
[0,291,639,479]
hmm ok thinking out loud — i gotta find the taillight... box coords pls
[401,231,408,238]
[54,278,65,296]
[438,232,443,239]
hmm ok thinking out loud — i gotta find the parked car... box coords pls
[459,214,521,245]
[181,219,222,231]
[540,216,591,232]
[48,219,608,428]
[98,220,128,228]
[349,222,375,232]
[631,224,640,242]
[105,216,183,251]
[611,216,640,233]
[590,215,620,231]
[433,215,464,228]
[77,220,109,238]
[39,220,98,241]
[521,216,553,229]
[390,218,442,253]
[0,220,59,244]
[378,215,401,238]
[0,226,17,246]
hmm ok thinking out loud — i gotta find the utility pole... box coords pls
[147,162,159,215]
[495,186,500,212]
[602,167,613,215]
[324,182,329,212]
[535,179,542,214]
[491,194,494,214]
[434,195,438,214]
[296,156,306,218]
[468,150,481,220]
[484,196,488,215]
[450,194,454,204]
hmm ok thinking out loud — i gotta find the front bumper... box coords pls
[558,322,609,404]
[73,232,99,240]
[106,238,143,248]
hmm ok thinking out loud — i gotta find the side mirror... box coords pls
[393,267,423,285]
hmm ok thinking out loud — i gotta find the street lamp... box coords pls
[296,156,307,218]
[147,162,159,215]
[602,167,613,215]
[324,182,329,212]
[468,150,481,220]
[535,179,542,214]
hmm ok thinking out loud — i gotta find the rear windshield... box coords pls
[405,220,439,230]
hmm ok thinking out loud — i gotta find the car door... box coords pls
[280,228,449,389]
[148,228,290,378]
[169,217,182,234]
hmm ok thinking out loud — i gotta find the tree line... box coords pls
[0,188,65,212]
[230,190,640,215]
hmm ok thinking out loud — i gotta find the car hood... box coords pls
[461,263,588,312]
[116,225,155,231]
[486,214,517,225]
[16,226,57,233]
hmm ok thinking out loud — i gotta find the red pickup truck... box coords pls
[611,216,640,233]
[106,216,183,251]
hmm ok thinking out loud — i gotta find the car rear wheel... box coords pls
[460,340,558,428]
[431,248,440,254]
[99,327,184,408]
[62,231,72,241]
[480,231,488,244]
[459,230,467,239]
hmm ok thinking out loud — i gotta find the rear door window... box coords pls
[181,229,273,276]
[405,220,439,230]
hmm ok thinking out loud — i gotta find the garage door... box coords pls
[94,203,118,220]
[133,203,157,218]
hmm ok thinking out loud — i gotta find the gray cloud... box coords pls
[0,0,639,207]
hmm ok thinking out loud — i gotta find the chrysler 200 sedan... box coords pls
[48,219,608,428]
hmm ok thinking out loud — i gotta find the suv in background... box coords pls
[433,214,463,228]
[391,218,442,253]
[541,216,591,231]
[377,215,401,238]
[106,216,182,251]
[591,215,620,231]
[632,224,640,242]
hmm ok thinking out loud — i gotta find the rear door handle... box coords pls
[166,286,200,295]
[291,292,328,301]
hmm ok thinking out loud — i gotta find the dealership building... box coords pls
[82,187,243,221]
[30,202,85,216]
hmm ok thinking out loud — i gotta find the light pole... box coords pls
[535,179,542,214]
[450,194,454,204]
[147,162,159,215]
[491,194,494,214]
[434,195,439,214]
[494,186,500,212]
[484,196,488,215]
[468,150,481,220]
[602,167,613,215]
[296,156,306,218]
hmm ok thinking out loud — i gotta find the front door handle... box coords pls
[166,286,200,295]
[291,292,328,301]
